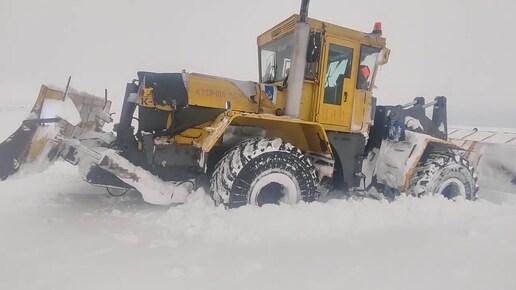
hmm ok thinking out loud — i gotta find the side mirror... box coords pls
[306,33,321,63]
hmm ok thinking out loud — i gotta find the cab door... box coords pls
[316,37,359,130]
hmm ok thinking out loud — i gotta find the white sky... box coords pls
[1,0,515,127]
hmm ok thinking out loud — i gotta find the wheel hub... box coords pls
[250,172,300,206]
[437,177,466,199]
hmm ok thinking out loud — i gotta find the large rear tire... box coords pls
[409,153,478,200]
[211,138,318,208]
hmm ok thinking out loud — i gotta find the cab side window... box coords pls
[323,44,353,105]
[357,45,381,90]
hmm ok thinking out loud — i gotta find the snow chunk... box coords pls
[40,97,82,126]
[374,131,430,188]
[405,116,423,131]
[101,150,194,205]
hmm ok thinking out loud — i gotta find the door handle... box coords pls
[344,91,348,102]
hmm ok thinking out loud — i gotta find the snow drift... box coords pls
[1,107,516,290]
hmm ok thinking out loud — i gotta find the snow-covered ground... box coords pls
[1,107,516,290]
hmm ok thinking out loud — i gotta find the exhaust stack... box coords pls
[285,0,310,118]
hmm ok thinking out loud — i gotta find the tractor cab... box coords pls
[257,15,390,135]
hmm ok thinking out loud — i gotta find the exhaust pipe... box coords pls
[285,0,310,118]
[299,0,309,22]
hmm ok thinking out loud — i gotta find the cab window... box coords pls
[323,44,353,105]
[259,32,322,83]
[259,34,294,83]
[357,45,381,90]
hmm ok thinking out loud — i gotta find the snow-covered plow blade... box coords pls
[0,85,113,180]
[449,127,516,191]
[0,84,193,205]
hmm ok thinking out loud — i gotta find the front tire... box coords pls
[211,138,318,208]
[409,153,478,200]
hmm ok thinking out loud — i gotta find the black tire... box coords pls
[408,153,479,200]
[211,138,318,208]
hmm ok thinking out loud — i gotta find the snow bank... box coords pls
[1,167,516,290]
[0,107,30,141]
[475,144,516,204]
[1,107,516,290]
[40,97,82,126]
[161,190,512,243]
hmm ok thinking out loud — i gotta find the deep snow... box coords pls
[1,107,516,290]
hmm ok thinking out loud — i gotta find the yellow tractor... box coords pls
[0,0,478,207]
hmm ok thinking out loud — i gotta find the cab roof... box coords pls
[257,14,386,48]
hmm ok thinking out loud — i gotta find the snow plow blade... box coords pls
[0,121,41,180]
[0,85,113,181]
[94,150,194,205]
[449,127,516,190]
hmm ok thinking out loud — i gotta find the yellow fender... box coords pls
[200,111,333,157]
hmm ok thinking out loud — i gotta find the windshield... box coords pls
[260,34,294,83]
[357,45,382,90]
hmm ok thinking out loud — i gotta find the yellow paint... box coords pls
[166,113,173,129]
[199,111,332,156]
[254,16,385,135]
[187,74,259,112]
[298,81,316,120]
[128,14,389,157]
[315,37,359,131]
[45,89,65,101]
[172,126,207,145]
[140,87,174,111]
[29,86,49,116]
[27,136,49,161]
[257,14,386,48]
[255,80,314,120]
